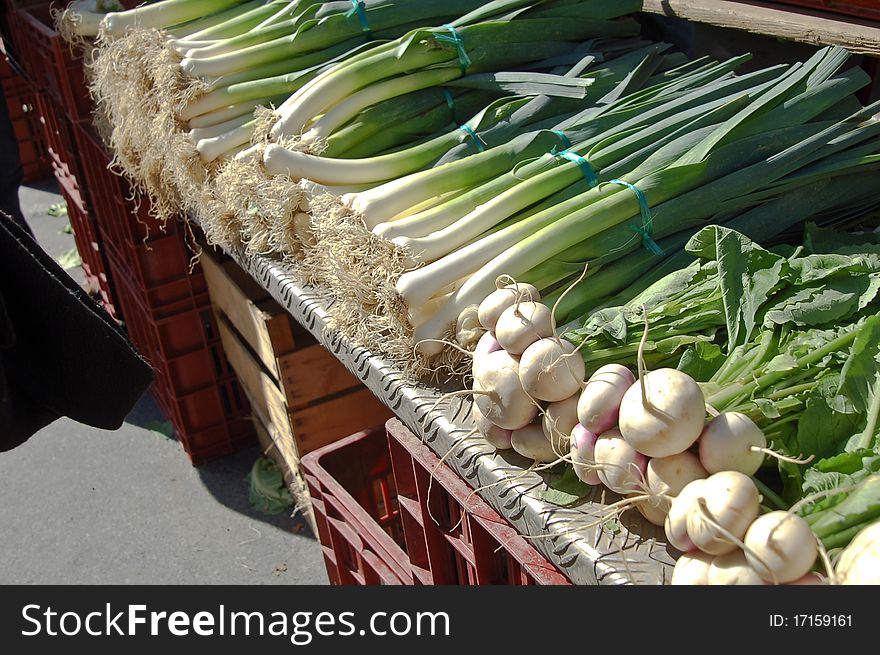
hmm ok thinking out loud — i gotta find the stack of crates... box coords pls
[4,1,255,464]
[0,39,50,182]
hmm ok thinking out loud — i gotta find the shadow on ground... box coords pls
[125,392,316,540]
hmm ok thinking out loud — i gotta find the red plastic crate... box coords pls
[302,426,412,585]
[74,123,181,246]
[108,262,254,463]
[768,0,880,20]
[56,171,119,320]
[2,68,51,182]
[386,419,571,586]
[34,92,84,187]
[106,255,217,359]
[11,3,92,121]
[301,421,571,586]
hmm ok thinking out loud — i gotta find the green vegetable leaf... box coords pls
[47,202,68,217]
[806,474,880,549]
[834,314,880,452]
[677,342,725,382]
[144,421,175,439]
[763,276,871,328]
[795,375,863,461]
[56,248,81,271]
[539,466,592,506]
[247,458,292,516]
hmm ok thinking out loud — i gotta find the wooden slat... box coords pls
[201,249,297,378]
[278,343,362,410]
[217,313,293,435]
[642,0,880,56]
[252,415,318,535]
[290,388,394,456]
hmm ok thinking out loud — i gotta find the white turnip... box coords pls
[638,451,708,527]
[698,412,766,476]
[542,394,579,453]
[670,551,714,585]
[618,368,705,458]
[511,423,558,463]
[570,424,600,485]
[743,511,818,584]
[577,364,635,434]
[456,304,483,350]
[665,479,707,552]
[686,471,760,556]
[594,430,648,495]
[834,520,880,585]
[477,282,540,331]
[519,338,585,402]
[472,403,513,450]
[473,350,539,430]
[708,550,766,585]
[494,301,554,355]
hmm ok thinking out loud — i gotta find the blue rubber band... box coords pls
[442,89,457,125]
[434,24,471,73]
[459,124,485,151]
[607,179,664,256]
[553,149,598,188]
[346,1,372,38]
[552,130,572,150]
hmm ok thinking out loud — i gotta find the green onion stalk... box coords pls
[397,47,880,356]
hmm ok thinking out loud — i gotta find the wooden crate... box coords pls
[201,248,394,523]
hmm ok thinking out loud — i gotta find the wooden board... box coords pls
[642,0,880,57]
[252,415,318,535]
[278,343,362,410]
[201,248,297,379]
[290,388,394,457]
[217,312,293,435]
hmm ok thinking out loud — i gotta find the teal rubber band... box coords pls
[607,179,664,256]
[553,149,598,188]
[346,1,372,38]
[459,124,485,151]
[435,24,471,73]
[552,130,572,150]
[442,89,457,125]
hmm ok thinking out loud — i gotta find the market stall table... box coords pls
[206,239,677,586]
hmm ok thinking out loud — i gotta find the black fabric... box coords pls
[0,82,30,237]
[0,213,154,451]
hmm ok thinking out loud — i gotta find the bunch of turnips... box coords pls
[469,277,879,585]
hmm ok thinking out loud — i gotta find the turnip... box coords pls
[494,301,554,355]
[665,479,707,552]
[834,520,880,585]
[570,424,600,485]
[519,338,585,402]
[477,281,541,331]
[698,412,766,476]
[787,572,824,585]
[577,364,635,434]
[510,423,558,463]
[472,403,513,450]
[743,511,818,584]
[637,451,708,527]
[542,394,579,454]
[686,471,760,555]
[472,331,502,378]
[473,330,502,361]
[708,550,766,585]
[473,350,539,430]
[670,551,714,585]
[618,368,706,458]
[594,430,648,495]
[456,304,483,350]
